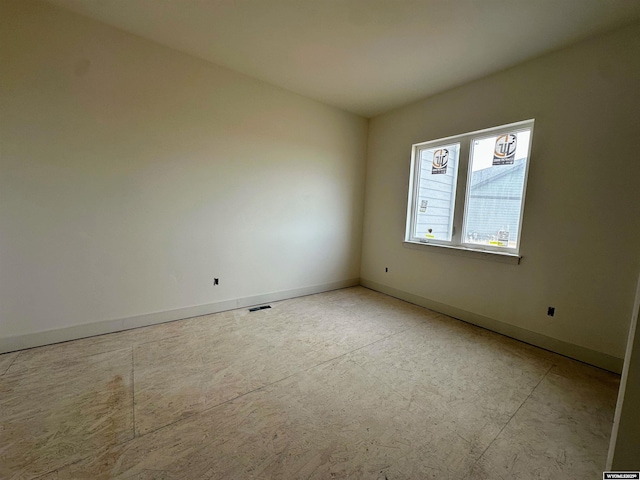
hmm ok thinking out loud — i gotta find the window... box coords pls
[405,120,534,256]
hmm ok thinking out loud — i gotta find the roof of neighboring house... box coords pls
[470,158,526,190]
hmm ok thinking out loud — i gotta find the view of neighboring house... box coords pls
[465,158,526,246]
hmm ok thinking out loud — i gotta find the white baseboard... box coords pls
[361,278,624,374]
[0,278,360,354]
[3,277,623,374]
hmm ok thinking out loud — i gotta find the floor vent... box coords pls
[249,305,271,312]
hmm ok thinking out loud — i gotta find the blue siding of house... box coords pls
[465,160,526,243]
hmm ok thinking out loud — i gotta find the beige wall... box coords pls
[2,0,638,368]
[0,0,367,343]
[361,23,640,363]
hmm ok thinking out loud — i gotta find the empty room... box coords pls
[1,0,639,478]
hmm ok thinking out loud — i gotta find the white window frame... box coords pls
[406,142,460,246]
[405,119,534,258]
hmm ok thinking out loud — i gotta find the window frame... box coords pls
[407,141,461,246]
[405,119,535,257]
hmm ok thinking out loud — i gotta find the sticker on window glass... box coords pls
[493,133,517,165]
[425,228,435,239]
[490,229,510,246]
[432,149,449,174]
[419,200,428,213]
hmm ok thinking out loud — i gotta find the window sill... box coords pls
[403,240,521,264]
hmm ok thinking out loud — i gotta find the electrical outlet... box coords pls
[213,278,219,286]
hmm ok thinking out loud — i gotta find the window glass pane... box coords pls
[463,129,531,248]
[413,143,459,241]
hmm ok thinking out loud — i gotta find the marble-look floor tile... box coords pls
[4,312,236,376]
[475,361,619,479]
[464,456,509,480]
[4,287,385,377]
[288,286,433,335]
[340,297,437,335]
[3,287,619,479]
[231,298,398,357]
[0,351,20,375]
[348,317,555,455]
[118,471,173,480]
[133,302,391,435]
[59,357,478,479]
[0,348,134,480]
[33,472,59,480]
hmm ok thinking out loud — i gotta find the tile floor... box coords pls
[0,287,620,479]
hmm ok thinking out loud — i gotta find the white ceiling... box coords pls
[45,0,640,117]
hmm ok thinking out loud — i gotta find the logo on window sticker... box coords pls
[490,229,510,246]
[419,200,428,213]
[432,149,449,174]
[493,133,517,165]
